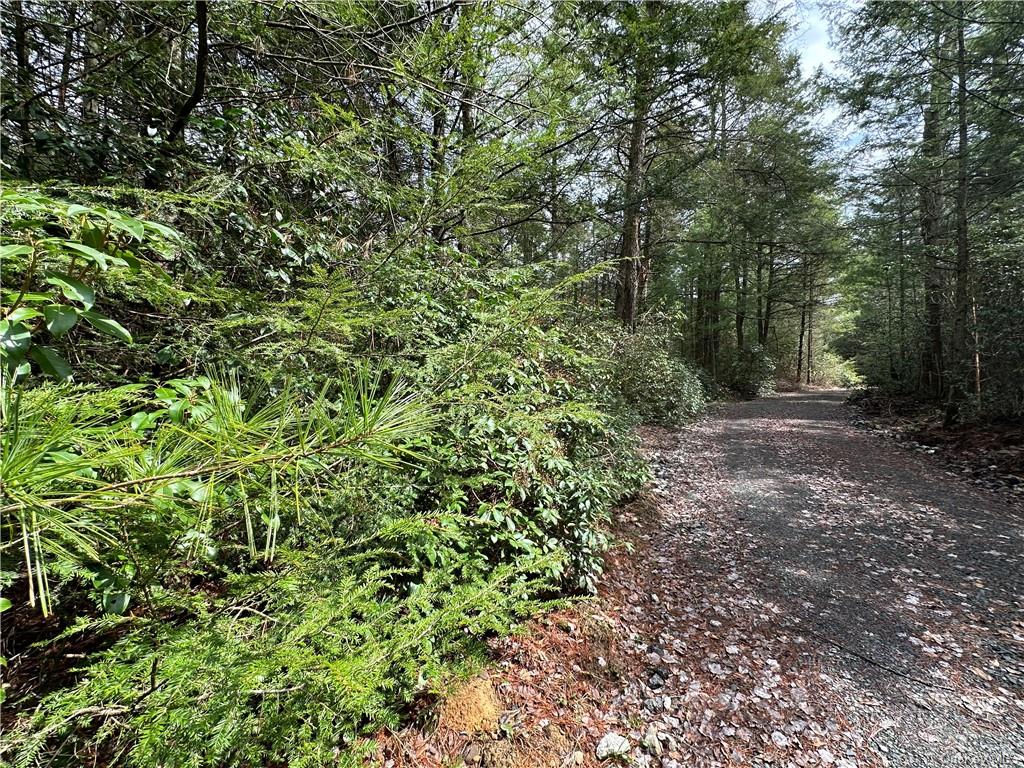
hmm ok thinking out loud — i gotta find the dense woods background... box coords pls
[1,1,1021,765]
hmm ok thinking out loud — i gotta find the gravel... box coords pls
[632,390,1024,767]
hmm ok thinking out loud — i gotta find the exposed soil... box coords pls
[437,678,503,736]
[383,390,1024,768]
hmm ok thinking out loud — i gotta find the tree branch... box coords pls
[165,0,209,144]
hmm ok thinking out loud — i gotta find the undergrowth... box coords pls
[0,194,678,766]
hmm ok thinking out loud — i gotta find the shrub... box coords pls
[2,245,650,765]
[10,540,550,768]
[409,288,649,594]
[727,344,776,399]
[811,350,864,388]
[577,323,708,426]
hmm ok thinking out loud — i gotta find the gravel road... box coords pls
[640,390,1024,767]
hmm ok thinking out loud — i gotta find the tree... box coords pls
[836,0,1024,420]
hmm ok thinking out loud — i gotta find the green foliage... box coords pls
[1,216,647,766]
[415,312,649,593]
[0,188,178,383]
[811,350,863,389]
[9,542,550,768]
[727,345,777,399]
[1,369,430,616]
[0,1,865,764]
[834,2,1024,420]
[586,324,708,426]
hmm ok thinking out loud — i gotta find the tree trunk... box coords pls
[944,3,971,426]
[548,156,561,248]
[805,265,815,386]
[615,84,648,329]
[972,294,982,397]
[755,253,764,344]
[428,98,447,244]
[146,0,209,189]
[805,292,814,386]
[920,29,949,400]
[897,189,907,380]
[166,1,208,144]
[733,251,747,352]
[82,6,105,121]
[57,11,75,112]
[796,305,806,384]
[699,262,722,376]
[757,241,775,345]
[638,215,653,309]
[12,0,34,178]
[886,262,895,378]
[796,257,808,382]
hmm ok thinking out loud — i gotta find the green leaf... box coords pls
[117,251,142,271]
[44,305,79,337]
[29,345,72,380]
[0,244,32,259]
[6,307,41,323]
[44,450,98,479]
[143,220,179,240]
[130,410,164,431]
[82,310,132,344]
[0,598,11,612]
[168,398,189,423]
[43,272,95,309]
[111,216,145,241]
[63,241,111,270]
[0,320,31,358]
[102,591,131,615]
[81,225,105,250]
[3,291,51,303]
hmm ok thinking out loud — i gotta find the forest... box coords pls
[0,1,1021,767]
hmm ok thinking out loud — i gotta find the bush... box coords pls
[727,344,776,399]
[12,540,549,768]
[578,323,708,426]
[1,245,650,766]
[409,287,649,594]
[812,350,864,388]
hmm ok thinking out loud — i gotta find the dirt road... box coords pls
[615,390,1024,767]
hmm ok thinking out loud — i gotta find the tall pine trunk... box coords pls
[616,85,648,329]
[920,30,949,400]
[944,2,972,425]
[733,251,747,352]
[12,0,34,178]
[796,257,808,382]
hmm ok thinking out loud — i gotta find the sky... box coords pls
[776,0,848,133]
[791,0,841,80]
[749,0,846,78]
[759,0,887,193]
